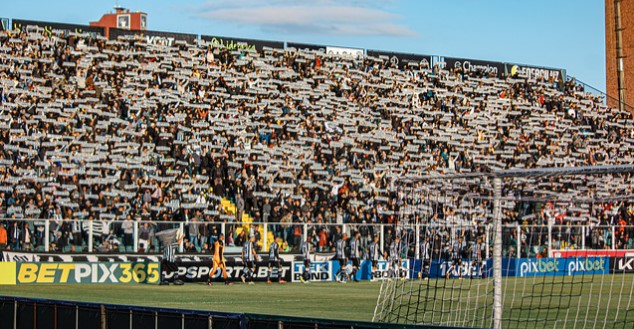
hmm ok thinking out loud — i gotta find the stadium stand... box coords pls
[0,24,633,257]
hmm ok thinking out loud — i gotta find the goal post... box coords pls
[492,177,502,329]
[373,165,634,329]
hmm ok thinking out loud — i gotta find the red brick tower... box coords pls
[90,6,147,39]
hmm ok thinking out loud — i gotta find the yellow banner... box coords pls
[10,262,160,284]
[0,262,16,285]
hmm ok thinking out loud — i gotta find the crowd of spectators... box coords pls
[0,25,633,255]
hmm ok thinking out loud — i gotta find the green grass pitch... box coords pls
[0,281,381,322]
[1,275,634,327]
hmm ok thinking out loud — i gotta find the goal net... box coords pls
[373,165,634,329]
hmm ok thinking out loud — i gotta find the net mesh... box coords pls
[373,168,634,329]
[374,177,495,327]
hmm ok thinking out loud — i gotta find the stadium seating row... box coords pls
[0,25,632,255]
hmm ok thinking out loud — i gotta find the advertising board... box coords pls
[513,257,609,277]
[286,42,326,53]
[109,28,197,45]
[0,18,9,31]
[553,250,634,258]
[12,19,104,37]
[367,260,410,280]
[610,257,634,273]
[443,56,505,76]
[325,46,363,58]
[506,63,565,83]
[201,35,284,51]
[12,262,159,284]
[165,260,292,283]
[366,50,431,69]
[291,261,334,282]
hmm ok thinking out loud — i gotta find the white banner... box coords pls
[326,46,363,58]
[508,64,561,81]
[291,261,334,282]
[371,260,409,280]
[2,250,336,263]
[2,251,162,263]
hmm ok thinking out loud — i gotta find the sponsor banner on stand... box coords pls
[1,250,333,263]
[505,63,565,84]
[14,262,159,284]
[0,262,16,285]
[312,253,336,262]
[291,261,334,283]
[553,250,634,258]
[432,56,504,77]
[286,42,326,53]
[2,250,163,263]
[610,257,634,273]
[366,50,431,70]
[325,46,364,59]
[325,259,410,281]
[164,260,292,283]
[409,258,607,278]
[416,259,493,279]
[12,19,104,37]
[368,260,410,280]
[109,28,197,45]
[201,35,284,52]
[514,257,609,277]
[0,18,9,31]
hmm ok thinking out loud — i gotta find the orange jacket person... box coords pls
[208,233,231,286]
[0,223,7,249]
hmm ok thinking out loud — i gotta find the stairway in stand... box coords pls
[219,198,273,251]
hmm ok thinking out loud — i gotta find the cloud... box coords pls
[193,0,416,37]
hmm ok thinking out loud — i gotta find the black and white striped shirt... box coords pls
[335,239,346,259]
[451,242,462,259]
[472,242,483,261]
[421,241,432,261]
[71,220,82,234]
[301,241,310,259]
[163,242,179,262]
[243,241,255,262]
[269,241,279,261]
[389,241,399,261]
[349,237,359,259]
[368,241,380,261]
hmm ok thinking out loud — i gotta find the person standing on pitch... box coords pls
[471,237,485,279]
[160,230,184,285]
[388,236,402,280]
[334,233,349,283]
[368,235,380,281]
[420,235,432,280]
[446,237,464,280]
[349,231,361,282]
[267,236,286,284]
[207,233,232,286]
[300,238,311,283]
[240,234,258,284]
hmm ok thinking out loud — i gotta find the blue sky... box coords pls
[3,0,606,91]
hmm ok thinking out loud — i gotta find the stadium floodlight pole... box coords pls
[492,177,502,329]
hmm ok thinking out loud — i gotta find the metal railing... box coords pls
[567,76,634,112]
[1,218,631,259]
[0,296,433,329]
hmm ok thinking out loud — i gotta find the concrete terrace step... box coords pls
[220,197,272,251]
